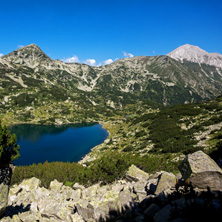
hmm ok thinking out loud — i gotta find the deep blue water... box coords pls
[9,123,109,166]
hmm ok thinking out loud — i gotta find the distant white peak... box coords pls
[167,44,206,60]
[181,44,206,51]
[210,52,219,55]
[167,44,222,68]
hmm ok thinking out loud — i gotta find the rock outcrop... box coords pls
[125,164,149,182]
[154,171,177,195]
[179,150,222,190]
[1,151,222,221]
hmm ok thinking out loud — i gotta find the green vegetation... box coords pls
[1,44,222,194]
[5,96,222,189]
[0,121,20,163]
[127,96,222,155]
[72,96,222,174]
[11,151,179,188]
[147,105,203,154]
[1,47,222,126]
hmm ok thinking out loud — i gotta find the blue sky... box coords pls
[0,0,221,66]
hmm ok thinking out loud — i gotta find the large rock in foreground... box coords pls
[179,150,222,190]
[126,164,149,182]
[155,171,177,195]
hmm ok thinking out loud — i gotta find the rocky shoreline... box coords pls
[78,121,110,165]
[1,150,222,222]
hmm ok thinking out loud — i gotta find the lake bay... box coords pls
[9,123,109,166]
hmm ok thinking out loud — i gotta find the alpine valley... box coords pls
[1,44,222,221]
[1,44,222,125]
[1,43,222,162]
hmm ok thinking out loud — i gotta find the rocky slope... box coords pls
[1,151,222,222]
[1,44,222,125]
[167,44,222,68]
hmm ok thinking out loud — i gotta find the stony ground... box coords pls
[1,151,222,222]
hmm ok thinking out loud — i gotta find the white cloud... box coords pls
[123,51,128,57]
[0,53,3,57]
[123,51,134,58]
[62,55,80,63]
[61,55,116,67]
[83,59,97,66]
[97,58,115,67]
[18,44,24,49]
[103,59,114,65]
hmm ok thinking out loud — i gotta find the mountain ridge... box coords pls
[167,44,222,68]
[0,43,222,125]
[1,44,222,222]
[2,43,222,68]
[3,43,53,68]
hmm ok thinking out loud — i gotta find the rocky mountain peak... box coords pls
[21,43,39,49]
[3,43,52,68]
[167,44,222,68]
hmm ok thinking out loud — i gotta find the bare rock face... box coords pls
[126,165,149,182]
[167,44,222,68]
[155,171,177,195]
[76,202,95,221]
[179,150,222,190]
[49,179,63,191]
[0,164,13,218]
[15,177,41,192]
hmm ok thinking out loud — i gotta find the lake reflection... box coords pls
[9,123,108,166]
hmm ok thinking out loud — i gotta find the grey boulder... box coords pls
[179,150,222,190]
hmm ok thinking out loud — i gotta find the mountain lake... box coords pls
[9,123,109,166]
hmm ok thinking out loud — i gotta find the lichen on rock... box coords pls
[179,150,222,190]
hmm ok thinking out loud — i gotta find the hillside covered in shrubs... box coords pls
[10,96,222,188]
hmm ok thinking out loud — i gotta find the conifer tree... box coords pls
[0,121,20,164]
